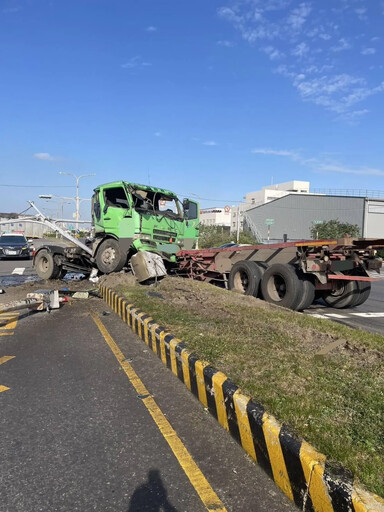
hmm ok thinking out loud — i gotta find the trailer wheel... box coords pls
[351,280,371,307]
[35,249,61,280]
[296,274,315,311]
[322,280,359,308]
[96,239,126,274]
[260,263,303,310]
[228,261,262,296]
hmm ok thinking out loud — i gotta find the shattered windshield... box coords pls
[130,188,183,219]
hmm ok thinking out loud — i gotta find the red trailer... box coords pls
[176,238,384,311]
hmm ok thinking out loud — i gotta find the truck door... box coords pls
[99,185,133,238]
[183,199,199,250]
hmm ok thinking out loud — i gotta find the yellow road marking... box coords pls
[0,355,15,393]
[0,332,14,336]
[0,312,20,331]
[92,315,227,512]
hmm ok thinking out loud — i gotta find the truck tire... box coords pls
[260,263,303,310]
[35,249,61,280]
[321,280,359,309]
[96,238,126,274]
[351,280,371,307]
[296,273,315,311]
[228,261,262,296]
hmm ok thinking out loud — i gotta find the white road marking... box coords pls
[323,313,349,319]
[309,314,329,319]
[12,268,25,275]
[350,312,384,318]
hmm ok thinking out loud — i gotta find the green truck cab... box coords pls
[91,181,199,273]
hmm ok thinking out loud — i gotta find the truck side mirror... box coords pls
[183,199,198,220]
[183,199,190,218]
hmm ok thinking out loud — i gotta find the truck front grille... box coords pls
[153,230,178,242]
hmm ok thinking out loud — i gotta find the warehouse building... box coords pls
[244,194,384,242]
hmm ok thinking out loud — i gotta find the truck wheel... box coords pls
[228,261,262,296]
[351,280,371,307]
[260,263,303,310]
[35,250,61,280]
[96,239,126,274]
[322,281,359,308]
[296,274,315,311]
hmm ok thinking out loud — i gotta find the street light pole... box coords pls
[59,172,95,230]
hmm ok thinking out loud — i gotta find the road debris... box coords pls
[0,290,60,314]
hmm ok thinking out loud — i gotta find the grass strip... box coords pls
[113,277,384,497]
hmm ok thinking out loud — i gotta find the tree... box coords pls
[198,225,259,249]
[310,219,360,240]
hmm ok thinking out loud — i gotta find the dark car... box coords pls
[0,234,31,260]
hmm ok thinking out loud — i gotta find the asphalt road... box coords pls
[307,279,384,335]
[0,290,295,512]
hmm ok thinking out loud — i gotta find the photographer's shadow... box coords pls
[127,469,178,512]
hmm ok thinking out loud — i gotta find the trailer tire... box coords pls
[35,249,61,280]
[351,280,371,307]
[296,274,315,311]
[260,263,303,310]
[228,261,262,296]
[96,238,126,274]
[322,280,359,309]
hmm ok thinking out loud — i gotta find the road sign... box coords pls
[265,219,274,225]
[313,220,323,225]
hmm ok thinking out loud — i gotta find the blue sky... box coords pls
[1,0,384,219]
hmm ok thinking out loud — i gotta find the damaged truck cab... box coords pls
[91,181,199,273]
[34,181,199,280]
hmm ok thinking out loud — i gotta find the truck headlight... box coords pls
[133,234,151,240]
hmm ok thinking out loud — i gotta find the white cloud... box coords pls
[219,1,384,118]
[203,141,218,146]
[217,40,235,47]
[251,146,384,176]
[361,47,376,56]
[263,45,284,60]
[291,42,309,58]
[331,38,352,52]
[2,6,21,13]
[316,163,384,176]
[33,153,58,161]
[146,26,157,32]
[251,148,300,159]
[121,56,151,69]
[287,3,311,31]
[355,7,367,20]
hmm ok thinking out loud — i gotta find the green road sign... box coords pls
[313,220,323,225]
[265,219,274,225]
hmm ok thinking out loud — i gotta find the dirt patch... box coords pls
[99,272,137,289]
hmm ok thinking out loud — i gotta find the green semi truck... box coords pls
[33,181,199,280]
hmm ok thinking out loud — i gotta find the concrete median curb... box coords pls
[101,285,384,512]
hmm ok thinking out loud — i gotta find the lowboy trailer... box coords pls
[176,238,384,311]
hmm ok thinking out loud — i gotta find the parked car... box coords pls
[0,233,32,260]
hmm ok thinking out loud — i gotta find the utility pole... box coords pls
[59,172,95,230]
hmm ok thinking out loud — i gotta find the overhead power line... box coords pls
[0,184,74,188]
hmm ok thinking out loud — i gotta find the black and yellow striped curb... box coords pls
[101,286,384,512]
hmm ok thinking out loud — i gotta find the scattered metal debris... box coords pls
[0,290,60,314]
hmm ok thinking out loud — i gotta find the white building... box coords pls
[231,180,310,236]
[245,180,310,207]
[200,206,231,227]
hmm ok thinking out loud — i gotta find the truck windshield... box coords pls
[130,188,183,220]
